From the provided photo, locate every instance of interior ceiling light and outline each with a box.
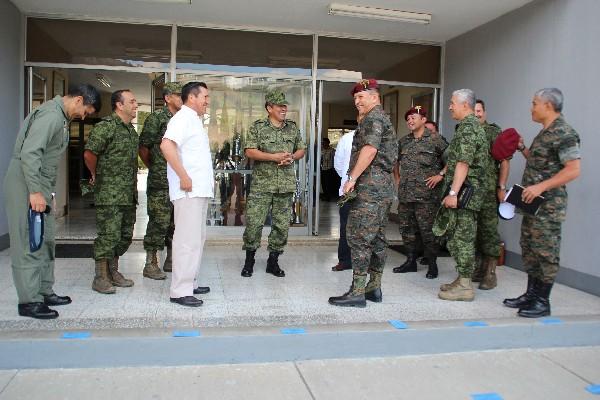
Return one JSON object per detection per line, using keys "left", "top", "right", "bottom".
{"left": 95, "top": 73, "right": 112, "bottom": 88}
{"left": 328, "top": 3, "right": 431, "bottom": 24}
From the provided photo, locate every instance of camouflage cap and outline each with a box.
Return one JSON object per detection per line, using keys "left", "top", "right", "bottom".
{"left": 163, "top": 82, "right": 183, "bottom": 96}
{"left": 265, "top": 89, "right": 289, "bottom": 105}
{"left": 432, "top": 206, "right": 456, "bottom": 237}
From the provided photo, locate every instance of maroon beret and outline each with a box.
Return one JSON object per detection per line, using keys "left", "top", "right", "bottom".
{"left": 492, "top": 128, "right": 520, "bottom": 161}
{"left": 404, "top": 106, "right": 428, "bottom": 121}
{"left": 351, "top": 78, "right": 379, "bottom": 96}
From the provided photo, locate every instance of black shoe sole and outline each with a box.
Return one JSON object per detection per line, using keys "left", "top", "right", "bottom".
{"left": 266, "top": 270, "right": 285, "bottom": 277}
{"left": 169, "top": 299, "right": 203, "bottom": 307}
{"left": 328, "top": 300, "right": 367, "bottom": 308}
{"left": 241, "top": 270, "right": 253, "bottom": 277}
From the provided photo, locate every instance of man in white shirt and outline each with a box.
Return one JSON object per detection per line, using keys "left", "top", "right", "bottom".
{"left": 160, "top": 82, "right": 214, "bottom": 307}
{"left": 331, "top": 130, "right": 355, "bottom": 271}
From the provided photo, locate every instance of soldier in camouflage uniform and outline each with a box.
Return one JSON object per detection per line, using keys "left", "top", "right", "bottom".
{"left": 393, "top": 107, "right": 447, "bottom": 279}
{"left": 329, "top": 79, "right": 398, "bottom": 308}
{"left": 503, "top": 88, "right": 581, "bottom": 318}
{"left": 139, "top": 82, "right": 183, "bottom": 280}
{"left": 471, "top": 99, "right": 507, "bottom": 290}
{"left": 84, "top": 89, "right": 139, "bottom": 294}
{"left": 4, "top": 85, "right": 101, "bottom": 319}
{"left": 437, "top": 89, "right": 490, "bottom": 302}
{"left": 240, "top": 89, "right": 306, "bottom": 278}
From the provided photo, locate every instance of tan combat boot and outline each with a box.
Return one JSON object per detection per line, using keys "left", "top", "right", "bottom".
{"left": 479, "top": 257, "right": 498, "bottom": 290}
{"left": 438, "top": 277, "right": 475, "bottom": 301}
{"left": 143, "top": 251, "right": 166, "bottom": 280}
{"left": 471, "top": 256, "right": 485, "bottom": 283}
{"left": 440, "top": 276, "right": 461, "bottom": 291}
{"left": 92, "top": 259, "right": 116, "bottom": 294}
{"left": 109, "top": 256, "right": 134, "bottom": 287}
{"left": 162, "top": 246, "right": 172, "bottom": 272}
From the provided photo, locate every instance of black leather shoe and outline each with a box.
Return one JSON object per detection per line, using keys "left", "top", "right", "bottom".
{"left": 266, "top": 252, "right": 285, "bottom": 277}
{"left": 331, "top": 263, "right": 352, "bottom": 271}
{"left": 43, "top": 294, "right": 72, "bottom": 306}
{"left": 170, "top": 296, "right": 203, "bottom": 307}
{"left": 504, "top": 275, "right": 537, "bottom": 308}
{"left": 241, "top": 250, "right": 256, "bottom": 277}
{"left": 328, "top": 292, "right": 366, "bottom": 308}
{"left": 193, "top": 286, "right": 210, "bottom": 295}
{"left": 393, "top": 253, "right": 418, "bottom": 273}
{"left": 365, "top": 288, "right": 382, "bottom": 303}
{"left": 425, "top": 260, "right": 438, "bottom": 279}
{"left": 419, "top": 257, "right": 429, "bottom": 265}
{"left": 18, "top": 302, "right": 59, "bottom": 319}
{"left": 518, "top": 282, "right": 553, "bottom": 318}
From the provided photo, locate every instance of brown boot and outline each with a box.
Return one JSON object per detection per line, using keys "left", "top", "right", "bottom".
{"left": 92, "top": 259, "right": 116, "bottom": 294}
{"left": 440, "top": 276, "right": 460, "bottom": 291}
{"left": 471, "top": 256, "right": 485, "bottom": 283}
{"left": 162, "top": 246, "right": 172, "bottom": 272}
{"left": 479, "top": 257, "right": 498, "bottom": 290}
{"left": 109, "top": 256, "right": 134, "bottom": 287}
{"left": 438, "top": 277, "right": 474, "bottom": 301}
{"left": 143, "top": 251, "right": 166, "bottom": 280}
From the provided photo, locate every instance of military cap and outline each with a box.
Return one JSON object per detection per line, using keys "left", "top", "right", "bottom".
{"left": 492, "top": 128, "right": 520, "bottom": 161}
{"left": 163, "top": 82, "right": 183, "bottom": 96}
{"left": 265, "top": 89, "right": 289, "bottom": 105}
{"left": 351, "top": 78, "right": 379, "bottom": 96}
{"left": 432, "top": 206, "right": 456, "bottom": 237}
{"left": 404, "top": 106, "right": 428, "bottom": 121}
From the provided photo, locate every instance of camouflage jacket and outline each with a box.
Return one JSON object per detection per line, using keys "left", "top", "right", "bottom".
{"left": 139, "top": 107, "right": 173, "bottom": 190}
{"left": 397, "top": 128, "right": 447, "bottom": 203}
{"left": 85, "top": 113, "right": 139, "bottom": 206}
{"left": 245, "top": 118, "right": 306, "bottom": 194}
{"left": 350, "top": 105, "right": 398, "bottom": 199}
{"left": 521, "top": 115, "right": 581, "bottom": 222}
{"left": 444, "top": 113, "right": 490, "bottom": 211}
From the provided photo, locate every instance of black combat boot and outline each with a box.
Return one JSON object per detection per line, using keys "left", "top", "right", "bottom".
{"left": 393, "top": 253, "right": 417, "bottom": 273}
{"left": 425, "top": 257, "right": 438, "bottom": 279}
{"left": 329, "top": 286, "right": 367, "bottom": 308}
{"left": 266, "top": 252, "right": 285, "bottom": 277}
{"left": 518, "top": 281, "right": 553, "bottom": 318}
{"left": 241, "top": 250, "right": 256, "bottom": 277}
{"left": 503, "top": 275, "right": 537, "bottom": 309}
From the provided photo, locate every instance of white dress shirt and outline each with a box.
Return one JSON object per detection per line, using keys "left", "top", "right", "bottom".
{"left": 334, "top": 130, "right": 355, "bottom": 196}
{"left": 164, "top": 105, "right": 214, "bottom": 201}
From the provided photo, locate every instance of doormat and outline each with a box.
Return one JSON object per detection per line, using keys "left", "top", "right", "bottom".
{"left": 56, "top": 243, "right": 94, "bottom": 258}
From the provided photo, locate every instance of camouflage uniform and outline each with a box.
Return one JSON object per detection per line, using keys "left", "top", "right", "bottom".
{"left": 520, "top": 116, "right": 581, "bottom": 283}
{"left": 443, "top": 113, "right": 490, "bottom": 277}
{"left": 347, "top": 105, "right": 398, "bottom": 293}
{"left": 85, "top": 113, "right": 139, "bottom": 261}
{"left": 139, "top": 106, "right": 174, "bottom": 252}
{"left": 242, "top": 118, "right": 306, "bottom": 253}
{"left": 397, "top": 129, "right": 447, "bottom": 258}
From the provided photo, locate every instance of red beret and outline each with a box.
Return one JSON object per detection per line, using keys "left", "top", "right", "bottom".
{"left": 351, "top": 78, "right": 379, "bottom": 96}
{"left": 404, "top": 106, "right": 427, "bottom": 121}
{"left": 492, "top": 128, "right": 520, "bottom": 161}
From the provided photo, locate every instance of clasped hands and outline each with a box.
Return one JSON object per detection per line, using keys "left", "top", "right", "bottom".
{"left": 274, "top": 152, "right": 294, "bottom": 166}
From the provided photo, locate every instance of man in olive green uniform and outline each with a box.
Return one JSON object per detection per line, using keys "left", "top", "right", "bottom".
{"left": 472, "top": 99, "right": 508, "bottom": 290}
{"left": 139, "top": 82, "right": 183, "bottom": 280}
{"left": 504, "top": 88, "right": 581, "bottom": 318}
{"left": 393, "top": 106, "right": 447, "bottom": 279}
{"left": 240, "top": 90, "right": 306, "bottom": 278}
{"left": 437, "top": 89, "right": 490, "bottom": 302}
{"left": 329, "top": 79, "right": 398, "bottom": 308}
{"left": 4, "top": 84, "right": 101, "bottom": 319}
{"left": 84, "top": 89, "right": 139, "bottom": 294}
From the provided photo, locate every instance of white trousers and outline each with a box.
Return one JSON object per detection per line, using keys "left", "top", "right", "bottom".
{"left": 170, "top": 196, "right": 208, "bottom": 298}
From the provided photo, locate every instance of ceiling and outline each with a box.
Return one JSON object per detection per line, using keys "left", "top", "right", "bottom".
{"left": 12, "top": 0, "right": 534, "bottom": 43}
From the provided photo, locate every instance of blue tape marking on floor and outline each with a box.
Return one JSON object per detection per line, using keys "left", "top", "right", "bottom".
{"left": 388, "top": 320, "right": 409, "bottom": 330}
{"left": 172, "top": 330, "right": 201, "bottom": 337}
{"left": 586, "top": 384, "right": 600, "bottom": 394}
{"left": 61, "top": 332, "right": 91, "bottom": 339}
{"left": 540, "top": 318, "right": 563, "bottom": 325}
{"left": 464, "top": 321, "right": 489, "bottom": 327}
{"left": 281, "top": 328, "right": 306, "bottom": 335}
{"left": 471, "top": 392, "right": 503, "bottom": 400}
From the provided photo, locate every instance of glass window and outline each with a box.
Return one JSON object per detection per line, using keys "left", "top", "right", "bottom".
{"left": 176, "top": 28, "right": 313, "bottom": 76}
{"left": 27, "top": 18, "right": 172, "bottom": 69}
{"left": 317, "top": 37, "right": 441, "bottom": 84}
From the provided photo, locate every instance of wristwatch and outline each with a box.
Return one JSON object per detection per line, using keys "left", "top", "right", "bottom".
{"left": 497, "top": 185, "right": 506, "bottom": 190}
{"left": 518, "top": 143, "right": 526, "bottom": 152}
{"left": 347, "top": 175, "right": 355, "bottom": 183}
{"left": 439, "top": 170, "right": 445, "bottom": 177}
{"left": 448, "top": 190, "right": 458, "bottom": 196}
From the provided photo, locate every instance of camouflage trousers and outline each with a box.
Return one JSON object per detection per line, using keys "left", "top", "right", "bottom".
{"left": 143, "top": 188, "right": 174, "bottom": 251}
{"left": 347, "top": 196, "right": 392, "bottom": 293}
{"left": 446, "top": 208, "right": 477, "bottom": 278}
{"left": 476, "top": 195, "right": 501, "bottom": 258}
{"left": 520, "top": 214, "right": 562, "bottom": 283}
{"left": 94, "top": 205, "right": 136, "bottom": 260}
{"left": 398, "top": 201, "right": 439, "bottom": 257}
{"left": 242, "top": 191, "right": 292, "bottom": 254}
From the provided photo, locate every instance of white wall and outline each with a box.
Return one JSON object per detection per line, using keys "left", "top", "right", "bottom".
{"left": 443, "top": 0, "right": 600, "bottom": 286}
{"left": 0, "top": 0, "right": 22, "bottom": 248}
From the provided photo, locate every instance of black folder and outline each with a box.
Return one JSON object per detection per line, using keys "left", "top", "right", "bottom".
{"left": 505, "top": 184, "right": 545, "bottom": 216}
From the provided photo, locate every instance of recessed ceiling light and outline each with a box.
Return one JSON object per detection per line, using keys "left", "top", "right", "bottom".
{"left": 328, "top": 3, "right": 431, "bottom": 24}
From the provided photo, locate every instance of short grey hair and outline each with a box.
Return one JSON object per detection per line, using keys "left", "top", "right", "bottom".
{"left": 452, "top": 89, "right": 476, "bottom": 109}
{"left": 534, "top": 88, "right": 563, "bottom": 112}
